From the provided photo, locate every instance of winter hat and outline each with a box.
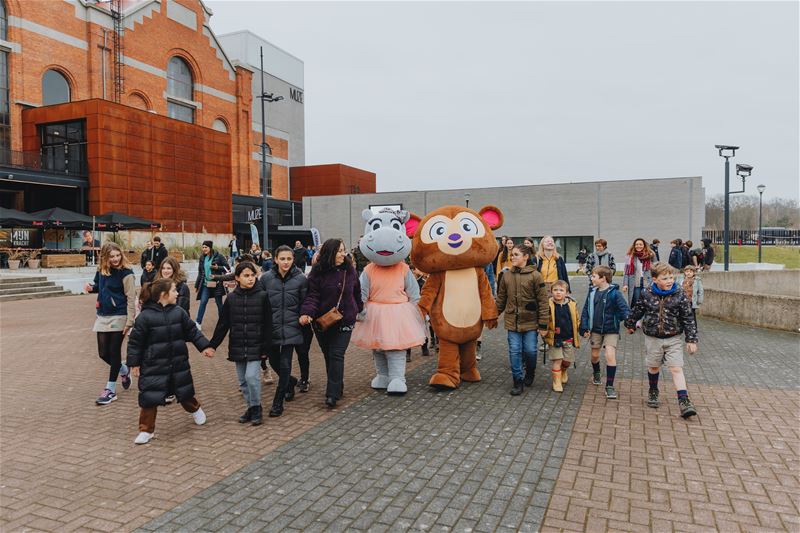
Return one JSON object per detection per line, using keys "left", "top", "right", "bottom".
{"left": 202, "top": 240, "right": 214, "bottom": 248}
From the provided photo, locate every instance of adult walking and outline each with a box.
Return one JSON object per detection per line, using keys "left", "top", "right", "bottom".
{"left": 622, "top": 237, "right": 655, "bottom": 307}
{"left": 194, "top": 240, "right": 227, "bottom": 329}
{"left": 293, "top": 240, "right": 308, "bottom": 272}
{"left": 228, "top": 237, "right": 239, "bottom": 268}
{"left": 84, "top": 242, "right": 137, "bottom": 405}
{"left": 261, "top": 245, "right": 309, "bottom": 417}
{"left": 584, "top": 239, "right": 616, "bottom": 279}
{"left": 299, "top": 239, "right": 363, "bottom": 408}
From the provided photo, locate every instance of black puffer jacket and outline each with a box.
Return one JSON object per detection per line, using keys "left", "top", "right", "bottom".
{"left": 261, "top": 265, "right": 308, "bottom": 346}
{"left": 209, "top": 286, "right": 272, "bottom": 362}
{"left": 126, "top": 302, "right": 210, "bottom": 408}
{"left": 176, "top": 281, "right": 190, "bottom": 313}
{"left": 624, "top": 284, "right": 698, "bottom": 342}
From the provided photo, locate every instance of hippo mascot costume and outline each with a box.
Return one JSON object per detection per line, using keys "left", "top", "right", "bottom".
{"left": 408, "top": 205, "right": 503, "bottom": 390}
{"left": 351, "top": 207, "right": 427, "bottom": 394}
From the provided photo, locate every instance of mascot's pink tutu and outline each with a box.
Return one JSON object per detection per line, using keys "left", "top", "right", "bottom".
{"left": 352, "top": 262, "right": 426, "bottom": 351}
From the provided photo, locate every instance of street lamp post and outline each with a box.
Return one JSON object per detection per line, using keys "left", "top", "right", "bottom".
{"left": 757, "top": 184, "right": 766, "bottom": 263}
{"left": 258, "top": 46, "right": 283, "bottom": 252}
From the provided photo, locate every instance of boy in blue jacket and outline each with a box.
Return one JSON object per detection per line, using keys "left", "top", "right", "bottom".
{"left": 579, "top": 265, "right": 630, "bottom": 400}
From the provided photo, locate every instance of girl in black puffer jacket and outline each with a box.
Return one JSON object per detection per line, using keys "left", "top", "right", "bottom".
{"left": 126, "top": 279, "right": 214, "bottom": 445}
{"left": 208, "top": 262, "right": 273, "bottom": 426}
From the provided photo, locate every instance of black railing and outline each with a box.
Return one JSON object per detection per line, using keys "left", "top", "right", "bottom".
{"left": 0, "top": 148, "right": 88, "bottom": 177}
{"left": 702, "top": 229, "right": 800, "bottom": 246}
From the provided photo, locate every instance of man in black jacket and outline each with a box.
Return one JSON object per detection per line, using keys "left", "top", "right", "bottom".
{"left": 293, "top": 241, "right": 307, "bottom": 271}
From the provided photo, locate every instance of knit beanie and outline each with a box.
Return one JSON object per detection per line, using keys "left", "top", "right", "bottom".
{"left": 203, "top": 240, "right": 214, "bottom": 249}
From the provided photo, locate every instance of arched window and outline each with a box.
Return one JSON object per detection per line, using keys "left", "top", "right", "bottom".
{"left": 166, "top": 56, "right": 194, "bottom": 123}
{"left": 42, "top": 70, "right": 71, "bottom": 105}
{"left": 127, "top": 92, "right": 150, "bottom": 111}
{"left": 212, "top": 118, "right": 228, "bottom": 133}
{"left": 1, "top": 0, "right": 7, "bottom": 41}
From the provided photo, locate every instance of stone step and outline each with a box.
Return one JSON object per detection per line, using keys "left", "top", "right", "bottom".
{"left": 0, "top": 280, "right": 57, "bottom": 289}
{"left": 0, "top": 284, "right": 64, "bottom": 296}
{"left": 0, "top": 290, "right": 73, "bottom": 302}
{"left": 0, "top": 276, "right": 49, "bottom": 285}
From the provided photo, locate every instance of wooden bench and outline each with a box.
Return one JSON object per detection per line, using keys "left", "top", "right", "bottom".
{"left": 41, "top": 254, "right": 87, "bottom": 268}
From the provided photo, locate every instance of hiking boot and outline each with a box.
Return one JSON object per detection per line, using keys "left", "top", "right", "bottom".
{"left": 134, "top": 432, "right": 153, "bottom": 445}
{"left": 510, "top": 378, "right": 523, "bottom": 396}
{"left": 647, "top": 389, "right": 660, "bottom": 408}
{"left": 298, "top": 379, "right": 310, "bottom": 393}
{"left": 285, "top": 376, "right": 298, "bottom": 402}
{"left": 592, "top": 371, "right": 602, "bottom": 385}
{"left": 605, "top": 385, "right": 618, "bottom": 400}
{"left": 679, "top": 397, "right": 697, "bottom": 418}
{"left": 268, "top": 400, "right": 284, "bottom": 417}
{"left": 239, "top": 406, "right": 253, "bottom": 424}
{"left": 325, "top": 397, "right": 337, "bottom": 408}
{"left": 96, "top": 389, "right": 117, "bottom": 405}
{"left": 523, "top": 368, "right": 535, "bottom": 387}
{"left": 251, "top": 405, "right": 263, "bottom": 426}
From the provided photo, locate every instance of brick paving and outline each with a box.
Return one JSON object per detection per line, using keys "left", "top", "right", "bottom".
{"left": 1, "top": 277, "right": 799, "bottom": 532}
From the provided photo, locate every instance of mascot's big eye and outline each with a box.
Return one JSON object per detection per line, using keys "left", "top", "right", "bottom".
{"left": 460, "top": 218, "right": 479, "bottom": 235}
{"left": 371, "top": 221, "right": 382, "bottom": 231}
{"left": 392, "top": 221, "right": 401, "bottom": 231}
{"left": 428, "top": 221, "right": 447, "bottom": 240}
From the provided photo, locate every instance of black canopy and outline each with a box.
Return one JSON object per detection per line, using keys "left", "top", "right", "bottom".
{"left": 29, "top": 207, "right": 94, "bottom": 229}
{"left": 95, "top": 211, "right": 161, "bottom": 231}
{"left": 0, "top": 207, "right": 37, "bottom": 227}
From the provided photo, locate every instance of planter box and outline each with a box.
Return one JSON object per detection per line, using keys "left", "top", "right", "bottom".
{"left": 41, "top": 254, "right": 87, "bottom": 268}
{"left": 169, "top": 250, "right": 185, "bottom": 262}
{"left": 27, "top": 259, "right": 41, "bottom": 269}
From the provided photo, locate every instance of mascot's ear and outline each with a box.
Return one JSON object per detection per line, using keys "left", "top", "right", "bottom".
{"left": 397, "top": 210, "right": 410, "bottom": 224}
{"left": 479, "top": 205, "right": 504, "bottom": 230}
{"left": 362, "top": 209, "right": 374, "bottom": 222}
{"left": 405, "top": 213, "right": 422, "bottom": 238}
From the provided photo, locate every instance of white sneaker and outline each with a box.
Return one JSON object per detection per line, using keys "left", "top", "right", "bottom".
{"left": 134, "top": 432, "right": 153, "bottom": 444}
{"left": 191, "top": 407, "right": 207, "bottom": 425}
{"left": 195, "top": 321, "right": 202, "bottom": 331}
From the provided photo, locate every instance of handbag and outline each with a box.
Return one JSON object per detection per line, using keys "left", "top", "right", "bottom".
{"left": 314, "top": 271, "right": 347, "bottom": 332}
{"left": 206, "top": 280, "right": 217, "bottom": 289}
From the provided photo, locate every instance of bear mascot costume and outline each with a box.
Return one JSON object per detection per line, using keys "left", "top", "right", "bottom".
{"left": 407, "top": 205, "right": 503, "bottom": 389}
{"left": 351, "top": 207, "right": 427, "bottom": 394}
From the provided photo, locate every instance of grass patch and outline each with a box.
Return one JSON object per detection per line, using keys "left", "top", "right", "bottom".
{"left": 728, "top": 246, "right": 800, "bottom": 268}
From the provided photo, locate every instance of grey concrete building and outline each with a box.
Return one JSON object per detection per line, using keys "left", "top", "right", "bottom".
{"left": 301, "top": 176, "right": 705, "bottom": 264}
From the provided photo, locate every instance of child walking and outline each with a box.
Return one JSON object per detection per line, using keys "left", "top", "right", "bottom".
{"left": 208, "top": 262, "right": 273, "bottom": 425}
{"left": 496, "top": 244, "right": 550, "bottom": 395}
{"left": 678, "top": 265, "right": 704, "bottom": 322}
{"left": 544, "top": 280, "right": 580, "bottom": 392}
{"left": 579, "top": 266, "right": 630, "bottom": 399}
{"left": 85, "top": 242, "right": 137, "bottom": 405}
{"left": 126, "top": 279, "right": 214, "bottom": 444}
{"left": 624, "top": 262, "right": 699, "bottom": 418}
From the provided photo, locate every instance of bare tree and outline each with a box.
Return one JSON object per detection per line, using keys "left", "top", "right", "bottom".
{"left": 705, "top": 195, "right": 799, "bottom": 230}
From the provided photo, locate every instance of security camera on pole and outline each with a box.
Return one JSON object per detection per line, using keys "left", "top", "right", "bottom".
{"left": 714, "top": 145, "right": 753, "bottom": 271}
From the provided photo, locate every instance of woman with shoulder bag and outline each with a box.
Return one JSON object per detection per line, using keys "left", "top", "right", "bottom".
{"left": 299, "top": 239, "right": 363, "bottom": 408}
{"left": 194, "top": 240, "right": 228, "bottom": 329}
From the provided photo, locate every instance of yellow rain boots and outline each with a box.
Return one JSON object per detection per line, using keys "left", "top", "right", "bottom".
{"left": 552, "top": 369, "right": 563, "bottom": 392}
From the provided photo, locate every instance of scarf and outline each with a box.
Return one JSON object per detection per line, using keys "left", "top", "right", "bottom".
{"left": 651, "top": 282, "right": 679, "bottom": 296}
{"left": 625, "top": 250, "right": 651, "bottom": 276}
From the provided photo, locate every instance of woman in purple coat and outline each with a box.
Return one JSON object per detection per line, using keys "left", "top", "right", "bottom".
{"left": 300, "top": 239, "right": 363, "bottom": 408}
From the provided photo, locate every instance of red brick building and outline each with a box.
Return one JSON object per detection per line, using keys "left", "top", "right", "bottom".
{"left": 0, "top": 0, "right": 375, "bottom": 245}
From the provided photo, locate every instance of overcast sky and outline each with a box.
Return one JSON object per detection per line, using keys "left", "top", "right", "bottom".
{"left": 207, "top": 1, "right": 799, "bottom": 202}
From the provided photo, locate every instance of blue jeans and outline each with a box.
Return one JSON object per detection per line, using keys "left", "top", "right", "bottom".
{"left": 631, "top": 286, "right": 643, "bottom": 309}
{"left": 484, "top": 264, "right": 496, "bottom": 297}
{"left": 507, "top": 330, "right": 538, "bottom": 381}
{"left": 235, "top": 360, "right": 262, "bottom": 407}
{"left": 195, "top": 285, "right": 223, "bottom": 325}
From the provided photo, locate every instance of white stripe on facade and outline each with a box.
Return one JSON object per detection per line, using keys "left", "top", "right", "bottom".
{"left": 252, "top": 152, "right": 290, "bottom": 167}
{"left": 251, "top": 123, "right": 290, "bottom": 141}
{"left": 198, "top": 84, "right": 236, "bottom": 103}
{"left": 8, "top": 16, "right": 88, "bottom": 50}
{"left": 0, "top": 38, "right": 21, "bottom": 53}
{"left": 166, "top": 0, "right": 197, "bottom": 30}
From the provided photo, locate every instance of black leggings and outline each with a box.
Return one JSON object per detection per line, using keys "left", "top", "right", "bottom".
{"left": 97, "top": 331, "right": 124, "bottom": 382}
{"left": 268, "top": 345, "right": 294, "bottom": 402}
{"left": 294, "top": 326, "right": 313, "bottom": 381}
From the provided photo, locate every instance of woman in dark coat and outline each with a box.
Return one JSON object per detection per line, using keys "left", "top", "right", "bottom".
{"left": 194, "top": 240, "right": 228, "bottom": 328}
{"left": 261, "top": 245, "right": 309, "bottom": 416}
{"left": 299, "top": 238, "right": 363, "bottom": 408}
{"left": 126, "top": 279, "right": 213, "bottom": 445}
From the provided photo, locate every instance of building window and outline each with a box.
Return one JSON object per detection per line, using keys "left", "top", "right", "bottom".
{"left": 167, "top": 56, "right": 194, "bottom": 123}
{"left": 39, "top": 120, "right": 87, "bottom": 176}
{"left": 212, "top": 118, "right": 228, "bottom": 133}
{"left": 42, "top": 70, "right": 71, "bottom": 105}
{"left": 1, "top": 0, "right": 7, "bottom": 41}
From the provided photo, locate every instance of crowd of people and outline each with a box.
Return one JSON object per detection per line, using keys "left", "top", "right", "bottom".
{"left": 86, "top": 229, "right": 706, "bottom": 445}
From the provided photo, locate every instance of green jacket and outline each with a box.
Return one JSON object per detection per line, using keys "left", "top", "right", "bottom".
{"left": 496, "top": 265, "right": 550, "bottom": 332}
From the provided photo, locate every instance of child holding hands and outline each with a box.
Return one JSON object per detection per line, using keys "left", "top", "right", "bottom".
{"left": 126, "top": 279, "right": 214, "bottom": 445}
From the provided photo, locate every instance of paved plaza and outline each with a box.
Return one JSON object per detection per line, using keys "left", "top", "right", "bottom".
{"left": 1, "top": 277, "right": 799, "bottom": 532}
